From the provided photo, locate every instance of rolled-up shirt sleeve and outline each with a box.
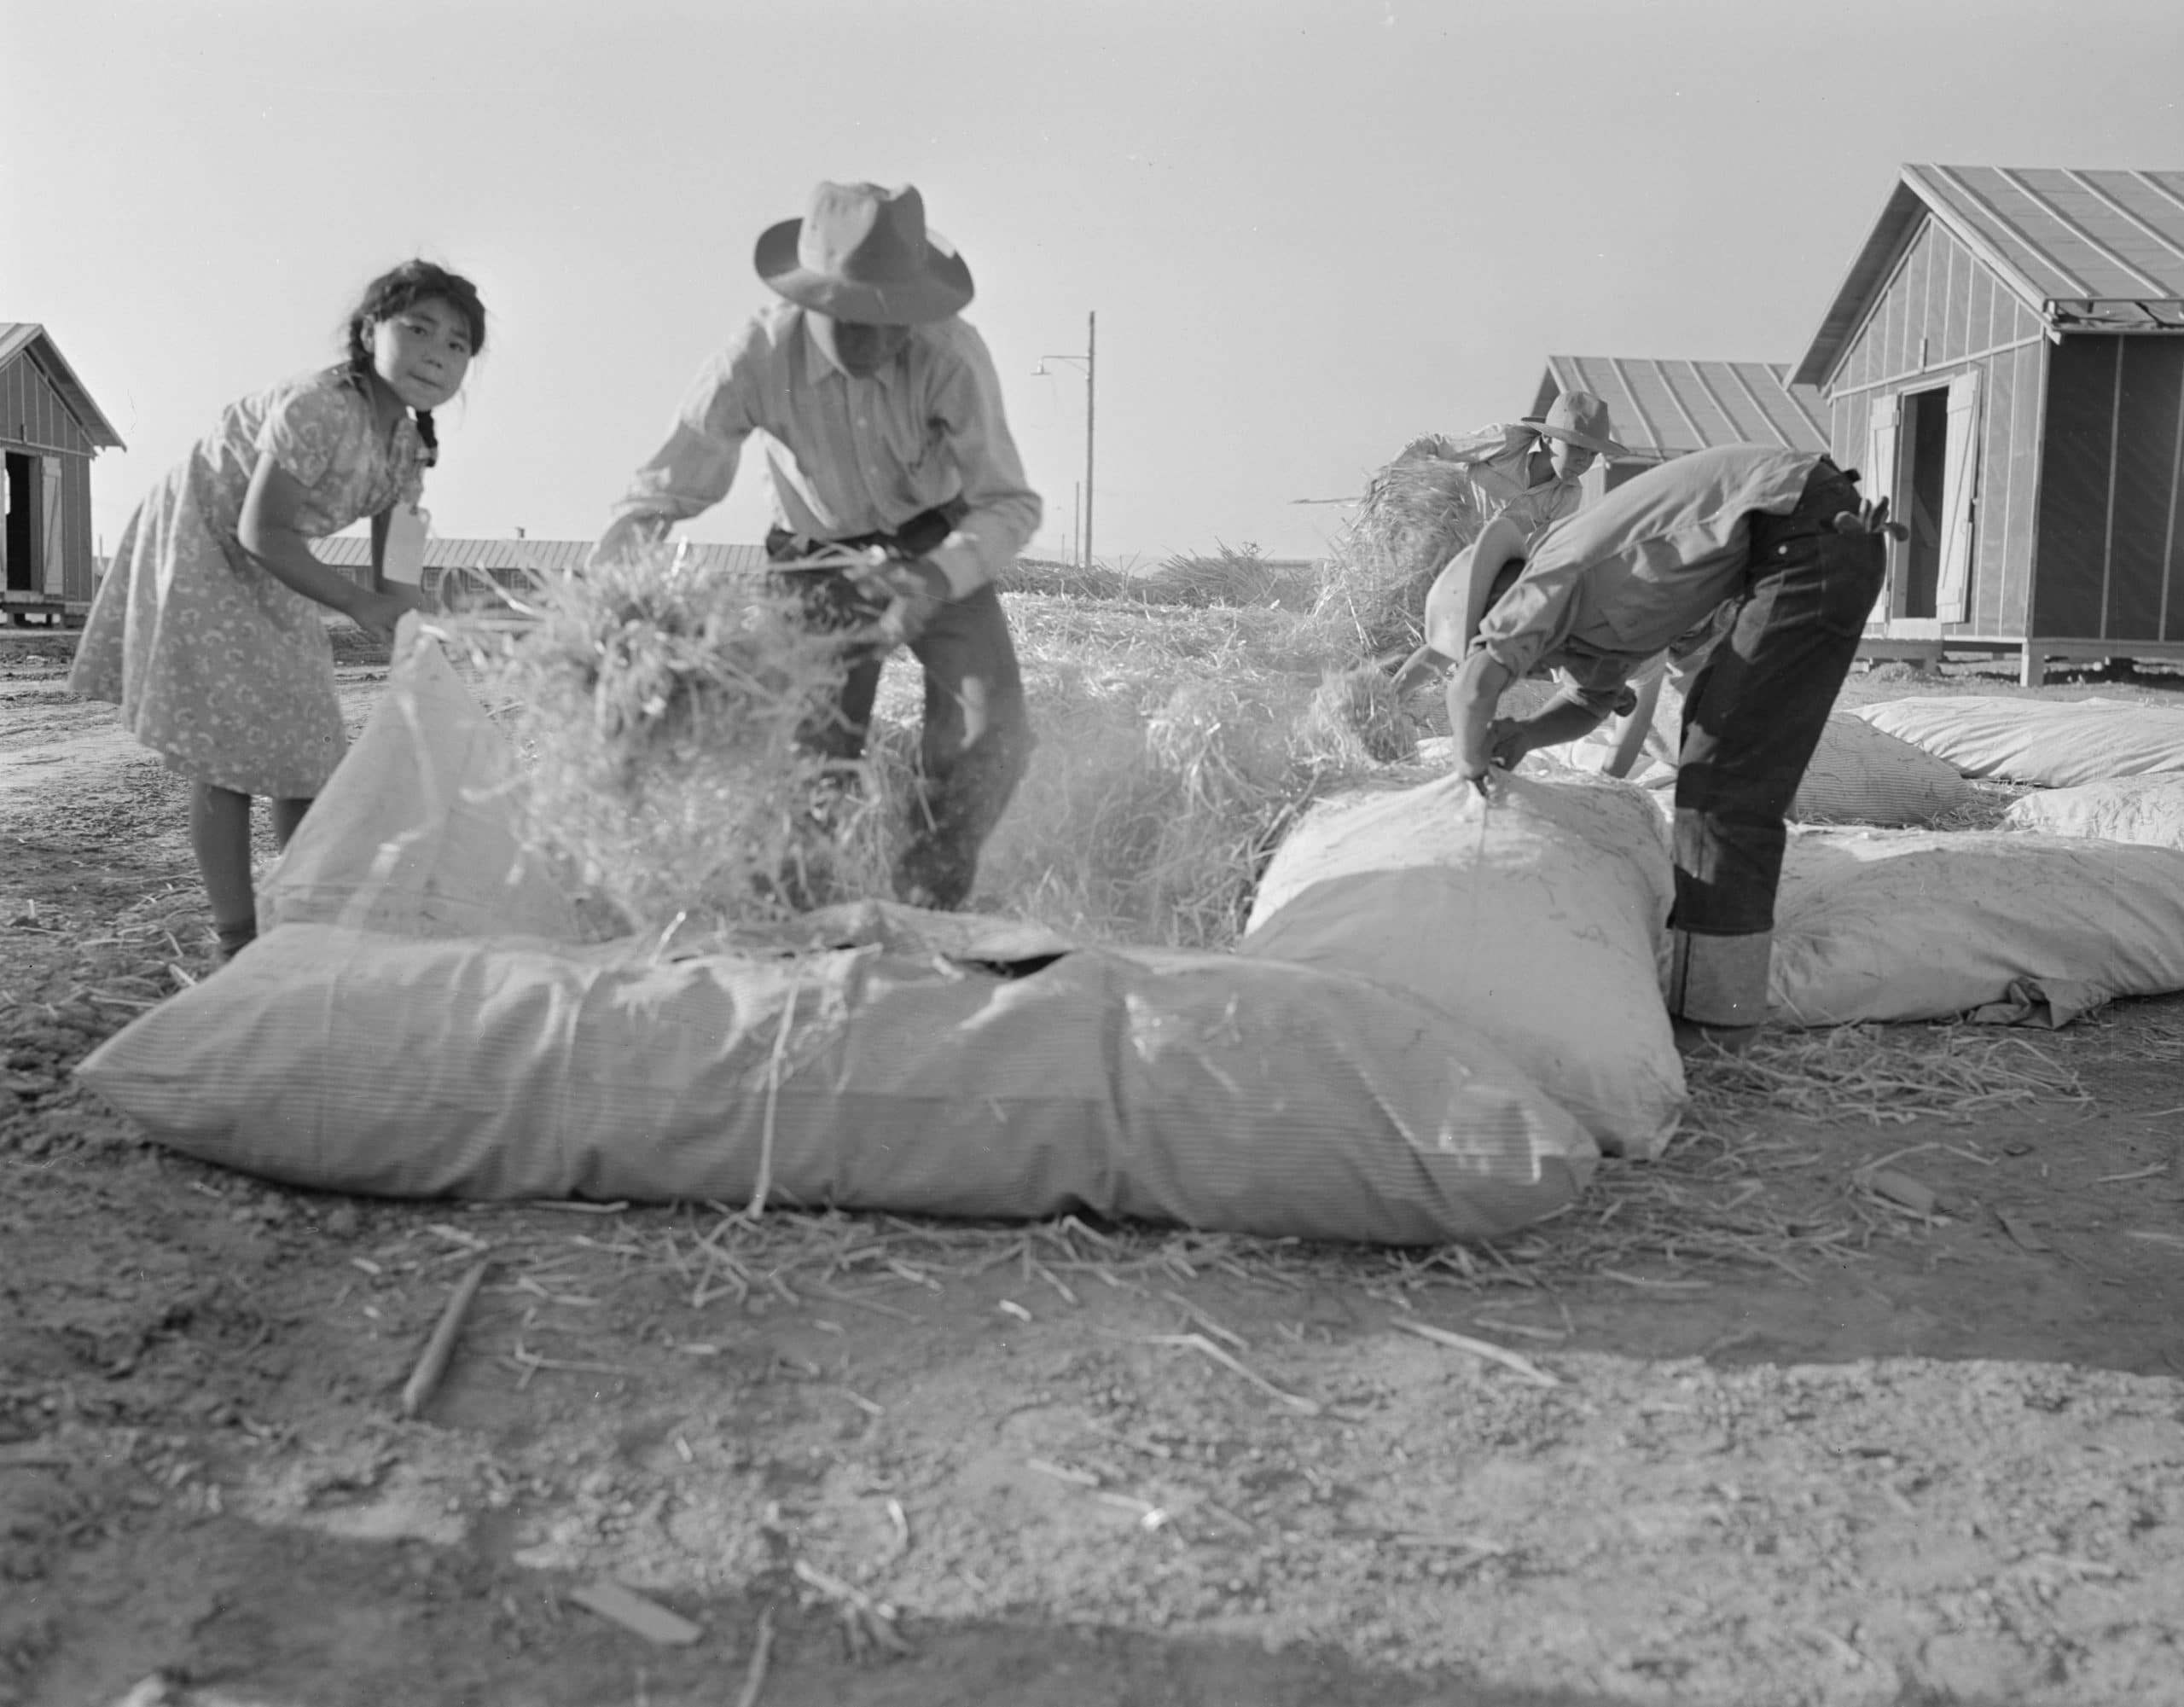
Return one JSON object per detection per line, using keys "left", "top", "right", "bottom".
{"left": 1469, "top": 555, "right": 1589, "bottom": 681}
{"left": 1554, "top": 658, "right": 1642, "bottom": 717}
{"left": 612, "top": 338, "right": 761, "bottom": 527}
{"left": 922, "top": 325, "right": 1043, "bottom": 598}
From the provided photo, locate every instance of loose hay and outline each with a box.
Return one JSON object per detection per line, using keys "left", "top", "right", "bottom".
{"left": 1927, "top": 777, "right": 2036, "bottom": 833}
{"left": 853, "top": 597, "right": 1389, "bottom": 947}
{"left": 1311, "top": 454, "right": 1484, "bottom": 658}
{"left": 435, "top": 549, "right": 875, "bottom": 934}
{"left": 1143, "top": 542, "right": 1321, "bottom": 612}
{"left": 1304, "top": 666, "right": 1419, "bottom": 764}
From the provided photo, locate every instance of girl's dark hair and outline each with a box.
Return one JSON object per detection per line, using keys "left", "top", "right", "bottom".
{"left": 342, "top": 259, "right": 487, "bottom": 467}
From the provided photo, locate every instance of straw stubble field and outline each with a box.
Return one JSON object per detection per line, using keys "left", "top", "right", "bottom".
{"left": 3, "top": 594, "right": 2182, "bottom": 1707}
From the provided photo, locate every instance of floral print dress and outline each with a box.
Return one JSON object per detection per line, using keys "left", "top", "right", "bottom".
{"left": 70, "top": 367, "right": 426, "bottom": 798}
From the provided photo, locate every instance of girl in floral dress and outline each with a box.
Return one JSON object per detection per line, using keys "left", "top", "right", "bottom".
{"left": 71, "top": 260, "right": 487, "bottom": 959}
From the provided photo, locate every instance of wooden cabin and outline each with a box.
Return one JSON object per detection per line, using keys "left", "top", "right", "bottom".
{"left": 1, "top": 323, "right": 125, "bottom": 624}
{"left": 1529, "top": 357, "right": 1829, "bottom": 502}
{"left": 1792, "top": 165, "right": 2184, "bottom": 685}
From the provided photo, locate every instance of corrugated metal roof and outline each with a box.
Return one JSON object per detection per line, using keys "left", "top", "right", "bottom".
{"left": 1531, "top": 357, "right": 1829, "bottom": 458}
{"left": 1795, "top": 165, "right": 2184, "bottom": 386}
{"left": 0, "top": 322, "right": 126, "bottom": 450}
{"left": 315, "top": 537, "right": 771, "bottom": 576}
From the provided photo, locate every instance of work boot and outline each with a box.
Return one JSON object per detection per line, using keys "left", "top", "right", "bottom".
{"left": 1666, "top": 927, "right": 1770, "bottom": 1052}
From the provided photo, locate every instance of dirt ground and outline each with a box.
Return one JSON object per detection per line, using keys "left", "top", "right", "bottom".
{"left": 3, "top": 630, "right": 2181, "bottom": 1707}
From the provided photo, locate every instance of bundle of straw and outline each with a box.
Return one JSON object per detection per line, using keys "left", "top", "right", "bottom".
{"left": 441, "top": 548, "right": 876, "bottom": 935}
{"left": 1143, "top": 543, "right": 1321, "bottom": 613}
{"left": 1301, "top": 665, "right": 1419, "bottom": 764}
{"left": 1312, "top": 452, "right": 1486, "bottom": 658}
{"left": 850, "top": 601, "right": 1383, "bottom": 948}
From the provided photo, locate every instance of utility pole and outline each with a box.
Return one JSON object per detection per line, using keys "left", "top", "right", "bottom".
{"left": 1036, "top": 312, "right": 1097, "bottom": 570}
{"left": 1083, "top": 311, "right": 1095, "bottom": 572}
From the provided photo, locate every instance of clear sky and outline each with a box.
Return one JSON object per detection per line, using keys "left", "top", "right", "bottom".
{"left": 5, "top": 0, "right": 2179, "bottom": 566}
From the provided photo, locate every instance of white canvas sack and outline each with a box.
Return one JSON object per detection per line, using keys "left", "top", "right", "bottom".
{"left": 1547, "top": 669, "right": 1972, "bottom": 826}
{"left": 1240, "top": 770, "right": 1682, "bottom": 1158}
{"left": 76, "top": 920, "right": 1597, "bottom": 1245}
{"left": 2001, "top": 775, "right": 2184, "bottom": 851}
{"left": 1854, "top": 695, "right": 2184, "bottom": 788}
{"left": 257, "top": 617, "right": 582, "bottom": 942}
{"left": 1770, "top": 827, "right": 2184, "bottom": 1025}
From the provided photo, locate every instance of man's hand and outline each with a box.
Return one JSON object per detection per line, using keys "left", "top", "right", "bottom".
{"left": 1485, "top": 717, "right": 1532, "bottom": 772}
{"left": 592, "top": 512, "right": 670, "bottom": 568}
{"left": 1831, "top": 496, "right": 1909, "bottom": 542}
{"left": 848, "top": 551, "right": 950, "bottom": 647}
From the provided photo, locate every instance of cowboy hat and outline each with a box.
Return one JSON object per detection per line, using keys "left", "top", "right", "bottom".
{"left": 1421, "top": 514, "right": 1531, "bottom": 662}
{"left": 755, "top": 182, "right": 974, "bottom": 324}
{"left": 1521, "top": 390, "right": 1629, "bottom": 459}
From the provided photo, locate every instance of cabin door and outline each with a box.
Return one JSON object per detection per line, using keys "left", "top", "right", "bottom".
{"left": 3, "top": 452, "right": 38, "bottom": 594}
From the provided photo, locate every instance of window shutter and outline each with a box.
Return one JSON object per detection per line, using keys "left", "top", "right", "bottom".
{"left": 41, "top": 459, "right": 67, "bottom": 595}
{"left": 1864, "top": 394, "right": 1901, "bottom": 627}
{"left": 1934, "top": 373, "right": 1980, "bottom": 624}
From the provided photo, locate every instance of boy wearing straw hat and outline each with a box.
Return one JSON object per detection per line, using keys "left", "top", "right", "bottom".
{"left": 596, "top": 181, "right": 1042, "bottom": 912}
{"left": 1397, "top": 390, "right": 1629, "bottom": 545}
{"left": 1397, "top": 444, "right": 1901, "bottom": 1055}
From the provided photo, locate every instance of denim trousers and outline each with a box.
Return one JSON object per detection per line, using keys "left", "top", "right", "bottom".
{"left": 767, "top": 507, "right": 1032, "bottom": 911}
{"left": 1668, "top": 461, "right": 1886, "bottom": 1026}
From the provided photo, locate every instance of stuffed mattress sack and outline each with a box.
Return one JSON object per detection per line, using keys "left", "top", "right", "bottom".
{"left": 1239, "top": 769, "right": 1683, "bottom": 1159}
{"left": 2001, "top": 775, "right": 2184, "bottom": 851}
{"left": 1544, "top": 669, "right": 1972, "bottom": 827}
{"left": 258, "top": 623, "right": 582, "bottom": 942}
{"left": 1853, "top": 695, "right": 2184, "bottom": 787}
{"left": 1769, "top": 826, "right": 2184, "bottom": 1026}
{"left": 81, "top": 620, "right": 1594, "bottom": 1243}
{"left": 74, "top": 919, "right": 1594, "bottom": 1244}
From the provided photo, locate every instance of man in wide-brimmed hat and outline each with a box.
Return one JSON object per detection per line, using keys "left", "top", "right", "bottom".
{"left": 1396, "top": 444, "right": 1902, "bottom": 1057}
{"left": 596, "top": 180, "right": 1043, "bottom": 912}
{"left": 1397, "top": 389, "right": 1629, "bottom": 545}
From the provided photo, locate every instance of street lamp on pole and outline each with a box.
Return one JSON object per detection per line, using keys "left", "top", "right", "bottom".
{"left": 1033, "top": 311, "right": 1095, "bottom": 569}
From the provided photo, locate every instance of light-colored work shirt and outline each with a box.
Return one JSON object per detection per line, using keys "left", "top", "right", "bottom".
{"left": 1407, "top": 422, "right": 1583, "bottom": 543}
{"left": 1472, "top": 445, "right": 1823, "bottom": 712}
{"left": 611, "top": 301, "right": 1042, "bottom": 598}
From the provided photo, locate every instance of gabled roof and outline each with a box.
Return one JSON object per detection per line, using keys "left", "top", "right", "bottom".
{"left": 1794, "top": 165, "right": 2184, "bottom": 386}
{"left": 0, "top": 322, "right": 126, "bottom": 450}
{"left": 315, "top": 537, "right": 770, "bottom": 576}
{"left": 1532, "top": 357, "right": 1828, "bottom": 459}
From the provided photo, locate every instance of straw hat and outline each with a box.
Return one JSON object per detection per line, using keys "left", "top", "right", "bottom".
{"left": 1522, "top": 390, "right": 1629, "bottom": 459}
{"left": 1421, "top": 515, "right": 1532, "bottom": 660}
{"left": 755, "top": 182, "right": 974, "bottom": 324}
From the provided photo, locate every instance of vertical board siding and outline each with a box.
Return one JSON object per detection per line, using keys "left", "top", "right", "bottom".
{"left": 61, "top": 456, "right": 96, "bottom": 602}
{"left": 2105, "top": 339, "right": 2184, "bottom": 641}
{"left": 2169, "top": 363, "right": 2184, "bottom": 642}
{"left": 2034, "top": 339, "right": 2121, "bottom": 637}
{"left": 1836, "top": 390, "right": 1871, "bottom": 478}
{"left": 1892, "top": 247, "right": 1918, "bottom": 375}
{"left": 1, "top": 355, "right": 95, "bottom": 457}
{"left": 2004, "top": 341, "right": 2044, "bottom": 635}
{"left": 1922, "top": 226, "right": 1951, "bottom": 367}
{"left": 1940, "top": 234, "right": 1964, "bottom": 365}
{"left": 1975, "top": 346, "right": 2018, "bottom": 633}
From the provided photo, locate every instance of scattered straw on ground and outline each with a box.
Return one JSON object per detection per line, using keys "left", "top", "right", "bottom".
{"left": 1683, "top": 1022, "right": 2088, "bottom": 1131}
